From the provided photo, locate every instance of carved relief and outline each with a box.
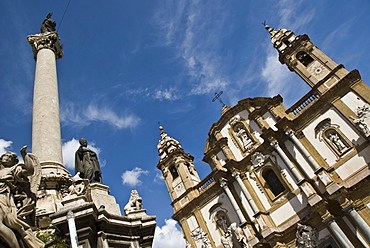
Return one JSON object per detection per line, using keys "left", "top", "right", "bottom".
{"left": 250, "top": 152, "right": 265, "bottom": 169}
{"left": 350, "top": 103, "right": 370, "bottom": 137}
{"left": 191, "top": 227, "right": 211, "bottom": 248}
{"left": 295, "top": 223, "right": 318, "bottom": 248}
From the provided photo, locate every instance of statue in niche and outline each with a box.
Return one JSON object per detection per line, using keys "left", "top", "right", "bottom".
{"left": 327, "top": 131, "right": 347, "bottom": 152}
{"left": 124, "top": 190, "right": 143, "bottom": 215}
{"left": 40, "top": 13, "right": 56, "bottom": 33}
{"left": 296, "top": 223, "right": 318, "bottom": 248}
{"left": 235, "top": 125, "right": 253, "bottom": 150}
{"left": 75, "top": 138, "right": 102, "bottom": 183}
{"left": 0, "top": 146, "right": 44, "bottom": 248}
{"left": 216, "top": 213, "right": 229, "bottom": 234}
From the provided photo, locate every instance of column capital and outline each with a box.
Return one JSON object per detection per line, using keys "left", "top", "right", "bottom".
{"left": 285, "top": 128, "right": 294, "bottom": 137}
{"left": 219, "top": 178, "right": 229, "bottom": 188}
{"left": 231, "top": 171, "right": 240, "bottom": 178}
{"left": 66, "top": 210, "right": 75, "bottom": 220}
{"left": 270, "top": 139, "right": 279, "bottom": 148}
{"left": 27, "top": 32, "right": 64, "bottom": 60}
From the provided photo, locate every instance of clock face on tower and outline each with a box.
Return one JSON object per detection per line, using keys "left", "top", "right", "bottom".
{"left": 308, "top": 61, "right": 328, "bottom": 80}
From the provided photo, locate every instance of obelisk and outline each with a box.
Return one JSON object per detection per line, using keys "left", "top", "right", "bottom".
{"left": 27, "top": 14, "right": 70, "bottom": 215}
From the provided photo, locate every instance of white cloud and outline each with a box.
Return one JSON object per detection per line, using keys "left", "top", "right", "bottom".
{"left": 0, "top": 139, "right": 13, "bottom": 155}
{"left": 261, "top": 48, "right": 292, "bottom": 97}
{"left": 61, "top": 103, "right": 140, "bottom": 129}
{"left": 153, "top": 1, "right": 230, "bottom": 96}
{"left": 62, "top": 138, "right": 103, "bottom": 171}
{"left": 153, "top": 219, "right": 186, "bottom": 248}
{"left": 153, "top": 88, "right": 180, "bottom": 101}
{"left": 154, "top": 172, "right": 164, "bottom": 184}
{"left": 121, "top": 167, "right": 149, "bottom": 187}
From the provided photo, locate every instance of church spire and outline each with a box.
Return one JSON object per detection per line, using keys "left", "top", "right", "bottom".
{"left": 265, "top": 25, "right": 349, "bottom": 91}
{"left": 156, "top": 126, "right": 200, "bottom": 202}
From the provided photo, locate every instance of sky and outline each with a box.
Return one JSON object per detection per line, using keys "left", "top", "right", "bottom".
{"left": 1, "top": 1, "right": 370, "bottom": 247}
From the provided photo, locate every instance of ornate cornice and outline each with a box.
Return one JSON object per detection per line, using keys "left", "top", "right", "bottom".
{"left": 27, "top": 31, "right": 64, "bottom": 60}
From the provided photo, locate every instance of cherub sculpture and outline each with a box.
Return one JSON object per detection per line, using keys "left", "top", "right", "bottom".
{"left": 0, "top": 146, "right": 43, "bottom": 248}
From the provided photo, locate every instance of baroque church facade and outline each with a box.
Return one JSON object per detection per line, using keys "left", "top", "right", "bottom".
{"left": 157, "top": 26, "right": 370, "bottom": 247}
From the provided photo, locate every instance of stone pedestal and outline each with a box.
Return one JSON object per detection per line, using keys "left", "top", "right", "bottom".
{"left": 90, "top": 183, "right": 121, "bottom": 215}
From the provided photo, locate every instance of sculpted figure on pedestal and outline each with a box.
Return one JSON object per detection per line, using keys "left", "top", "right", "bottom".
{"left": 75, "top": 138, "right": 102, "bottom": 184}
{"left": 0, "top": 146, "right": 44, "bottom": 248}
{"left": 40, "top": 13, "right": 56, "bottom": 33}
{"left": 124, "top": 190, "right": 143, "bottom": 215}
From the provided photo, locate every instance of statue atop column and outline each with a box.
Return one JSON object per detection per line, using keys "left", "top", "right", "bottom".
{"left": 75, "top": 138, "right": 103, "bottom": 183}
{"left": 40, "top": 12, "right": 56, "bottom": 33}
{"left": 0, "top": 146, "right": 44, "bottom": 248}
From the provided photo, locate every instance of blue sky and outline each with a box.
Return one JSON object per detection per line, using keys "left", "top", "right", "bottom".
{"left": 1, "top": 1, "right": 370, "bottom": 247}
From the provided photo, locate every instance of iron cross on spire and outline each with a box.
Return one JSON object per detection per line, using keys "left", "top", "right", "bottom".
{"left": 212, "top": 91, "right": 225, "bottom": 107}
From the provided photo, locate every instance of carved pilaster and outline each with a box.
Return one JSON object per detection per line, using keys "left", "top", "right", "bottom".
{"left": 27, "top": 32, "right": 64, "bottom": 60}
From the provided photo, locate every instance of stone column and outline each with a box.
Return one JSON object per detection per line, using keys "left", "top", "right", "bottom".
{"left": 231, "top": 172, "right": 258, "bottom": 215}
{"left": 270, "top": 140, "right": 304, "bottom": 182}
{"left": 27, "top": 32, "right": 64, "bottom": 165}
{"left": 67, "top": 211, "right": 79, "bottom": 248}
{"left": 285, "top": 129, "right": 321, "bottom": 171}
{"left": 220, "top": 179, "right": 246, "bottom": 224}
{"left": 344, "top": 206, "right": 370, "bottom": 242}
{"left": 324, "top": 217, "right": 354, "bottom": 248}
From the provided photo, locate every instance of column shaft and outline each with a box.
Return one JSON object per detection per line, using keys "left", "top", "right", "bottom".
{"left": 221, "top": 181, "right": 246, "bottom": 223}
{"left": 233, "top": 173, "right": 258, "bottom": 214}
{"left": 286, "top": 130, "right": 321, "bottom": 171}
{"left": 271, "top": 141, "right": 304, "bottom": 182}
{"left": 32, "top": 48, "right": 63, "bottom": 164}
{"left": 327, "top": 219, "right": 354, "bottom": 248}
{"left": 347, "top": 208, "right": 370, "bottom": 242}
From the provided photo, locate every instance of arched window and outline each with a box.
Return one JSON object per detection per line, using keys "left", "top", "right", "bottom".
{"left": 296, "top": 51, "right": 314, "bottom": 67}
{"left": 263, "top": 169, "right": 285, "bottom": 196}
{"left": 170, "top": 166, "right": 179, "bottom": 179}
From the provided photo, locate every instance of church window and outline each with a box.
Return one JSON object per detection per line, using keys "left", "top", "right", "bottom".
{"left": 263, "top": 169, "right": 285, "bottom": 196}
{"left": 296, "top": 51, "right": 314, "bottom": 67}
{"left": 170, "top": 166, "right": 179, "bottom": 179}
{"left": 282, "top": 38, "right": 290, "bottom": 46}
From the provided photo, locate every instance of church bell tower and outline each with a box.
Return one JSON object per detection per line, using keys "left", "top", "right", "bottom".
{"left": 265, "top": 25, "right": 350, "bottom": 92}
{"left": 157, "top": 126, "right": 201, "bottom": 203}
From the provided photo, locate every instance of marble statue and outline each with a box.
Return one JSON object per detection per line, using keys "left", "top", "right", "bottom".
{"left": 75, "top": 138, "right": 102, "bottom": 183}
{"left": 236, "top": 126, "right": 253, "bottom": 149}
{"left": 350, "top": 115, "right": 370, "bottom": 137}
{"left": 40, "top": 13, "right": 56, "bottom": 33}
{"left": 296, "top": 223, "right": 318, "bottom": 248}
{"left": 0, "top": 146, "right": 44, "bottom": 248}
{"left": 124, "top": 190, "right": 143, "bottom": 215}
{"left": 327, "top": 132, "right": 346, "bottom": 152}
{"left": 228, "top": 223, "right": 249, "bottom": 248}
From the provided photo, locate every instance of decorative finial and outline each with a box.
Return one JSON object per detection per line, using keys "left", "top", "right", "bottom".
{"left": 158, "top": 122, "right": 164, "bottom": 131}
